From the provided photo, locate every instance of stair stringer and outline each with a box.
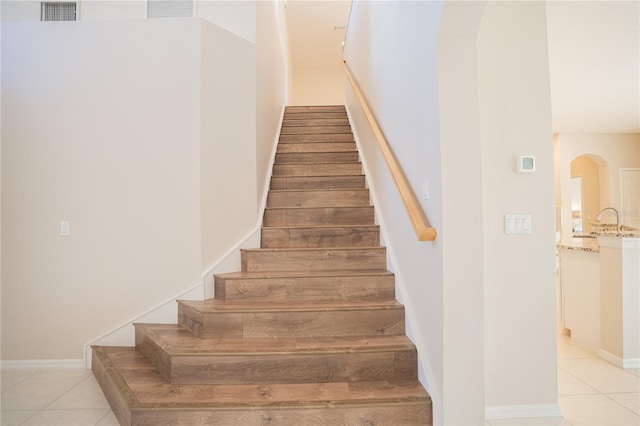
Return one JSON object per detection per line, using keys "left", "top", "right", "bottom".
{"left": 345, "top": 104, "right": 436, "bottom": 395}
{"left": 84, "top": 107, "right": 286, "bottom": 369}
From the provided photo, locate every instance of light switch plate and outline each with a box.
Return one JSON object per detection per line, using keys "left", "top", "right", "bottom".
{"left": 505, "top": 214, "right": 532, "bottom": 234}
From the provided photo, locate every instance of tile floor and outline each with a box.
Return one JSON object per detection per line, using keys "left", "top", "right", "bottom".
{"left": 1, "top": 336, "right": 638, "bottom": 425}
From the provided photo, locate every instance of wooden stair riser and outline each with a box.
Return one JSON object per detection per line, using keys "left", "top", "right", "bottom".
{"left": 279, "top": 133, "right": 354, "bottom": 143}
{"left": 264, "top": 207, "right": 375, "bottom": 227}
{"left": 178, "top": 303, "right": 405, "bottom": 339}
{"left": 285, "top": 106, "right": 345, "bottom": 113}
{"left": 272, "top": 163, "right": 362, "bottom": 177}
{"left": 93, "top": 346, "right": 431, "bottom": 426}
{"left": 280, "top": 125, "right": 352, "bottom": 135}
{"left": 266, "top": 189, "right": 370, "bottom": 208}
{"left": 261, "top": 226, "right": 380, "bottom": 248}
{"left": 283, "top": 111, "right": 347, "bottom": 119}
{"left": 277, "top": 142, "right": 357, "bottom": 153}
{"left": 136, "top": 335, "right": 417, "bottom": 386}
{"left": 214, "top": 273, "right": 395, "bottom": 303}
{"left": 275, "top": 152, "right": 359, "bottom": 164}
{"left": 282, "top": 118, "right": 349, "bottom": 126}
{"left": 131, "top": 403, "right": 432, "bottom": 426}
{"left": 270, "top": 175, "right": 366, "bottom": 190}
{"left": 241, "top": 248, "right": 386, "bottom": 273}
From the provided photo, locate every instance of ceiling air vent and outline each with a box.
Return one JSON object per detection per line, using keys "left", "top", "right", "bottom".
{"left": 41, "top": 2, "right": 77, "bottom": 21}
{"left": 147, "top": 0, "right": 194, "bottom": 18}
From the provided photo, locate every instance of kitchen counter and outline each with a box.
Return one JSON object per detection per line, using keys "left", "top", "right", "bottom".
{"left": 558, "top": 237, "right": 600, "bottom": 253}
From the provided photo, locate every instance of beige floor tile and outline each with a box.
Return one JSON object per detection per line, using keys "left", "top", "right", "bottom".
{"left": 558, "top": 358, "right": 640, "bottom": 394}
{"left": 606, "top": 393, "right": 640, "bottom": 415}
{"left": 1, "top": 370, "right": 38, "bottom": 392}
{"left": 20, "top": 409, "right": 110, "bottom": 426}
{"left": 487, "top": 416, "right": 571, "bottom": 425}
{"left": 558, "top": 368, "right": 598, "bottom": 396}
{"left": 96, "top": 411, "right": 120, "bottom": 425}
{"left": 557, "top": 336, "right": 596, "bottom": 360}
{"left": 0, "top": 410, "right": 37, "bottom": 425}
{"left": 47, "top": 375, "right": 110, "bottom": 409}
{"left": 1, "top": 370, "right": 91, "bottom": 410}
{"left": 628, "top": 369, "right": 640, "bottom": 377}
{"left": 559, "top": 394, "right": 640, "bottom": 425}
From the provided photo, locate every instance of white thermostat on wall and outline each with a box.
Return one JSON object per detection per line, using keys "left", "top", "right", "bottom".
{"left": 517, "top": 155, "right": 535, "bottom": 173}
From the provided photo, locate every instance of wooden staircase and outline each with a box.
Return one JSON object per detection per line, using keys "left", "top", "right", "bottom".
{"left": 92, "top": 105, "right": 432, "bottom": 425}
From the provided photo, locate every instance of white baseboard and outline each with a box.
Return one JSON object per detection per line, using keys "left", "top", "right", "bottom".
{"left": 485, "top": 403, "right": 562, "bottom": 419}
{"left": 598, "top": 349, "right": 640, "bottom": 369}
{"left": 1, "top": 359, "right": 85, "bottom": 370}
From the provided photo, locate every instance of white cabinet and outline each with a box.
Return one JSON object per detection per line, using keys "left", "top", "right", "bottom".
{"left": 559, "top": 247, "right": 601, "bottom": 352}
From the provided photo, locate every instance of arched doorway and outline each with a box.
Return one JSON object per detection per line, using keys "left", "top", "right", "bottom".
{"left": 569, "top": 154, "right": 609, "bottom": 235}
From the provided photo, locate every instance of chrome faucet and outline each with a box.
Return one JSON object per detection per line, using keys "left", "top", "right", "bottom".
{"left": 596, "top": 207, "right": 621, "bottom": 231}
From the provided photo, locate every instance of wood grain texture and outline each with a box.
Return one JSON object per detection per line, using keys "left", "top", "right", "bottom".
{"left": 92, "top": 346, "right": 431, "bottom": 425}
{"left": 275, "top": 152, "right": 359, "bottom": 164}
{"left": 264, "top": 207, "right": 374, "bottom": 227}
{"left": 133, "top": 324, "right": 416, "bottom": 385}
{"left": 272, "top": 163, "right": 362, "bottom": 177}
{"left": 277, "top": 142, "right": 357, "bottom": 153}
{"left": 266, "top": 189, "right": 370, "bottom": 208}
{"left": 241, "top": 247, "right": 387, "bottom": 273}
{"left": 270, "top": 175, "right": 366, "bottom": 190}
{"left": 282, "top": 111, "right": 347, "bottom": 119}
{"left": 261, "top": 225, "right": 380, "bottom": 248}
{"left": 280, "top": 125, "right": 352, "bottom": 135}
{"left": 214, "top": 271, "right": 395, "bottom": 303}
{"left": 285, "top": 106, "right": 345, "bottom": 113}
{"left": 282, "top": 118, "right": 349, "bottom": 126}
{"left": 279, "top": 133, "right": 354, "bottom": 143}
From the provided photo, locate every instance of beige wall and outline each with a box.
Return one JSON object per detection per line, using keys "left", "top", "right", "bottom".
{"left": 290, "top": 67, "right": 345, "bottom": 106}
{"left": 345, "top": 1, "right": 445, "bottom": 422}
{"left": 557, "top": 133, "right": 640, "bottom": 242}
{"left": 477, "top": 2, "right": 558, "bottom": 413}
{"left": 200, "top": 20, "right": 258, "bottom": 272}
{"left": 1, "top": 19, "right": 258, "bottom": 361}
{"left": 256, "top": 0, "right": 288, "bottom": 207}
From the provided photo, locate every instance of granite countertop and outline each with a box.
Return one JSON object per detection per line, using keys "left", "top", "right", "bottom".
{"left": 590, "top": 231, "right": 640, "bottom": 238}
{"left": 558, "top": 237, "right": 600, "bottom": 253}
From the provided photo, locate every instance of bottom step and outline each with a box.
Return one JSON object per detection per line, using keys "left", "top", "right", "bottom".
{"left": 92, "top": 346, "right": 432, "bottom": 426}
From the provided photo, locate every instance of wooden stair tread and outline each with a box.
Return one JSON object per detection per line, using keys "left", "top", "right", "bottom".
{"left": 178, "top": 298, "right": 403, "bottom": 313}
{"left": 93, "top": 346, "right": 429, "bottom": 408}
{"left": 134, "top": 323, "right": 415, "bottom": 354}
{"left": 215, "top": 269, "right": 393, "bottom": 280}
{"left": 261, "top": 224, "right": 379, "bottom": 231}
{"left": 242, "top": 246, "right": 384, "bottom": 253}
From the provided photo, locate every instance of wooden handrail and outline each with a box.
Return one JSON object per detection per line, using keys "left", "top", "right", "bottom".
{"left": 342, "top": 59, "right": 437, "bottom": 242}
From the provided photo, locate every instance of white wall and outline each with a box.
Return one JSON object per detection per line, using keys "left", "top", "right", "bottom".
{"left": 200, "top": 20, "right": 257, "bottom": 271}
{"left": 438, "top": 1, "right": 488, "bottom": 423}
{"left": 1, "top": 18, "right": 258, "bottom": 361}
{"left": 476, "top": 1, "right": 558, "bottom": 416}
{"left": 255, "top": 0, "right": 287, "bottom": 207}
{"left": 1, "top": 0, "right": 257, "bottom": 43}
{"left": 556, "top": 133, "right": 640, "bottom": 241}
{"left": 346, "top": 1, "right": 559, "bottom": 423}
{"left": 344, "top": 1, "right": 445, "bottom": 423}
